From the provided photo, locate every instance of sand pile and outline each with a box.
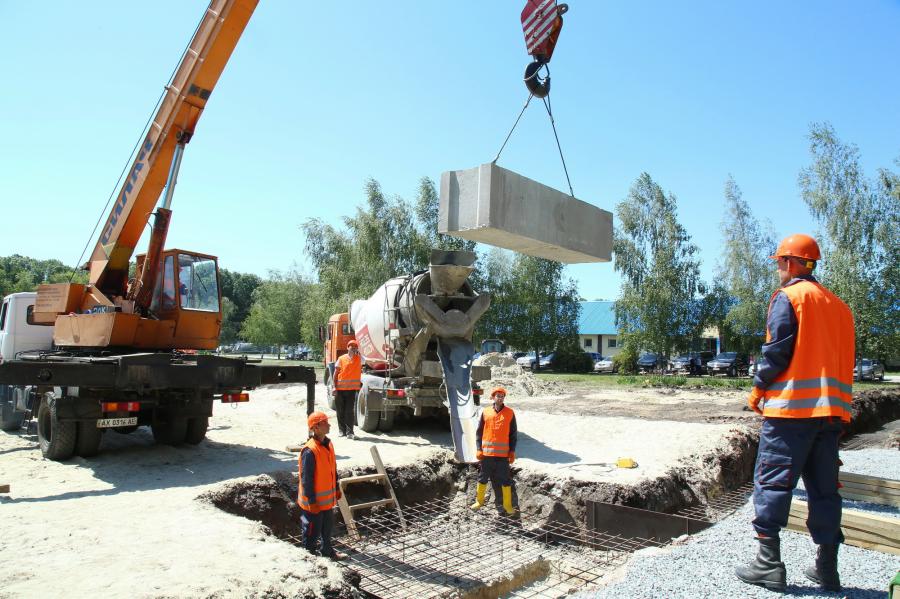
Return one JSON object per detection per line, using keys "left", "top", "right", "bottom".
{"left": 474, "top": 352, "right": 516, "bottom": 367}
{"left": 487, "top": 365, "right": 569, "bottom": 397}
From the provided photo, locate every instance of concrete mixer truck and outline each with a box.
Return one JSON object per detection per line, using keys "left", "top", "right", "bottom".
{"left": 320, "top": 250, "right": 492, "bottom": 462}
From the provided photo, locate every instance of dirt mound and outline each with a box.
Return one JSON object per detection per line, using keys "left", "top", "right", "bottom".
{"left": 474, "top": 352, "right": 516, "bottom": 367}
{"left": 488, "top": 365, "right": 569, "bottom": 397}
{"left": 846, "top": 388, "right": 900, "bottom": 438}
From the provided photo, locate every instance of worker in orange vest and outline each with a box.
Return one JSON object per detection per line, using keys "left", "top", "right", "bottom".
{"left": 471, "top": 387, "right": 518, "bottom": 516}
{"left": 332, "top": 340, "right": 362, "bottom": 439}
{"left": 735, "top": 234, "right": 854, "bottom": 593}
{"left": 298, "top": 411, "right": 345, "bottom": 560}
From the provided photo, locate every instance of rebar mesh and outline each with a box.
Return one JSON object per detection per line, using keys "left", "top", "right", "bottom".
{"left": 286, "top": 493, "right": 663, "bottom": 599}
{"left": 673, "top": 482, "right": 753, "bottom": 522}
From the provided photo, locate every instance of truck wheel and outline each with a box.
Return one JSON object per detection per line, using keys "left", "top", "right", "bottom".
{"left": 184, "top": 417, "right": 209, "bottom": 445}
{"left": 729, "top": 366, "right": 737, "bottom": 378}
{"left": 378, "top": 409, "right": 395, "bottom": 432}
{"left": 152, "top": 415, "right": 188, "bottom": 445}
{"left": 356, "top": 389, "right": 380, "bottom": 433}
{"left": 75, "top": 421, "right": 102, "bottom": 458}
{"left": 1, "top": 402, "right": 25, "bottom": 432}
{"left": 37, "top": 394, "right": 76, "bottom": 461}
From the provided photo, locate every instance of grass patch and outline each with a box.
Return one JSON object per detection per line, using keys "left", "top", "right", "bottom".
{"left": 534, "top": 372, "right": 753, "bottom": 389}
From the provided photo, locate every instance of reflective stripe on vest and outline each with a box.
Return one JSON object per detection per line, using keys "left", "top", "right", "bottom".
{"left": 482, "top": 405, "right": 514, "bottom": 457}
{"left": 335, "top": 354, "right": 362, "bottom": 390}
{"left": 761, "top": 280, "right": 854, "bottom": 422}
{"left": 298, "top": 438, "right": 338, "bottom": 511}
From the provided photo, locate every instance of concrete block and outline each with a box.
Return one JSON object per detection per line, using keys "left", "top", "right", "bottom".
{"left": 439, "top": 163, "right": 613, "bottom": 263}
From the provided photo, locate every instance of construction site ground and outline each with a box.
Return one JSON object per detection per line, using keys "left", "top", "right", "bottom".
{"left": 0, "top": 369, "right": 897, "bottom": 598}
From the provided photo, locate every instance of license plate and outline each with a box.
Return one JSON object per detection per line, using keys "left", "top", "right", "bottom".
{"left": 97, "top": 417, "right": 138, "bottom": 428}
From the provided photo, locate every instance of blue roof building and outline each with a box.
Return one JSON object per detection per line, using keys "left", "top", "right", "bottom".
{"left": 577, "top": 301, "right": 620, "bottom": 356}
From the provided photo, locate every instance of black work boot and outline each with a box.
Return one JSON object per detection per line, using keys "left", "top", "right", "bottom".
{"left": 804, "top": 544, "right": 841, "bottom": 592}
{"left": 735, "top": 536, "right": 787, "bottom": 591}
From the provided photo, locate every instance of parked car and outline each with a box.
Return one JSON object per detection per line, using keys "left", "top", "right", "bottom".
{"left": 516, "top": 352, "right": 537, "bottom": 369}
{"left": 286, "top": 350, "right": 308, "bottom": 360}
{"left": 506, "top": 351, "right": 527, "bottom": 360}
{"left": 594, "top": 356, "right": 616, "bottom": 374}
{"left": 538, "top": 353, "right": 557, "bottom": 369}
{"left": 669, "top": 351, "right": 714, "bottom": 375}
{"left": 636, "top": 353, "right": 664, "bottom": 374}
{"left": 855, "top": 358, "right": 886, "bottom": 381}
{"left": 706, "top": 352, "right": 750, "bottom": 377}
{"left": 586, "top": 352, "right": 603, "bottom": 363}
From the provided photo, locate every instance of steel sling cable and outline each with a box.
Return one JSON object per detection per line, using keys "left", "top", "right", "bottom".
{"left": 541, "top": 93, "right": 575, "bottom": 197}
{"left": 492, "top": 92, "right": 535, "bottom": 164}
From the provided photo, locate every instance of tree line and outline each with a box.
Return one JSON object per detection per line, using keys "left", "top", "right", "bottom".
{"left": 2, "top": 123, "right": 896, "bottom": 369}
{"left": 613, "top": 122, "right": 898, "bottom": 369}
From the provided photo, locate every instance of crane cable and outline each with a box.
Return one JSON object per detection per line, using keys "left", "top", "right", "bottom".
{"left": 491, "top": 72, "right": 575, "bottom": 198}
{"left": 69, "top": 11, "right": 207, "bottom": 283}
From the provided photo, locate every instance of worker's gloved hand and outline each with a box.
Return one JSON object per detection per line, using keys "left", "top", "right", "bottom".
{"left": 476, "top": 450, "right": 484, "bottom": 461}
{"left": 331, "top": 388, "right": 337, "bottom": 397}
{"left": 507, "top": 452, "right": 515, "bottom": 464}
{"left": 336, "top": 489, "right": 342, "bottom": 501}
{"left": 747, "top": 386, "right": 764, "bottom": 415}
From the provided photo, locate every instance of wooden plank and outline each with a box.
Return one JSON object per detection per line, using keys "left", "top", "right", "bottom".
{"left": 0, "top": 484, "right": 9, "bottom": 494}
{"left": 337, "top": 495, "right": 359, "bottom": 540}
{"left": 840, "top": 489, "right": 900, "bottom": 508}
{"left": 371, "top": 446, "right": 407, "bottom": 530}
{"left": 339, "top": 473, "right": 387, "bottom": 486}
{"left": 789, "top": 500, "right": 900, "bottom": 555}
{"left": 841, "top": 471, "right": 900, "bottom": 490}
{"left": 348, "top": 498, "right": 396, "bottom": 511}
{"left": 285, "top": 444, "right": 303, "bottom": 453}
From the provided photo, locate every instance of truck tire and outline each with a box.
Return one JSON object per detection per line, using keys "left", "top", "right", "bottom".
{"left": 152, "top": 415, "right": 188, "bottom": 445}
{"left": 184, "top": 417, "right": 209, "bottom": 445}
{"left": 37, "top": 393, "right": 76, "bottom": 461}
{"left": 75, "top": 421, "right": 103, "bottom": 458}
{"left": 356, "top": 389, "right": 380, "bottom": 433}
{"left": 378, "top": 409, "right": 395, "bottom": 432}
{"left": 1, "top": 402, "right": 25, "bottom": 432}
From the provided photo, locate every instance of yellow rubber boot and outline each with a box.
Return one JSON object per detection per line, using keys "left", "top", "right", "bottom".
{"left": 470, "top": 482, "right": 487, "bottom": 510}
{"left": 501, "top": 485, "right": 516, "bottom": 515}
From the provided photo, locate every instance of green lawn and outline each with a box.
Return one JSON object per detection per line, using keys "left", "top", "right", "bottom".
{"left": 533, "top": 371, "right": 898, "bottom": 392}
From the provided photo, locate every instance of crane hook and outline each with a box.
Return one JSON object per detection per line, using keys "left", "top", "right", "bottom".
{"left": 520, "top": 1, "right": 568, "bottom": 98}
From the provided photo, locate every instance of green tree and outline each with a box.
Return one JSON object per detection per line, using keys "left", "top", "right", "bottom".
{"left": 613, "top": 173, "right": 703, "bottom": 361}
{"left": 798, "top": 123, "right": 899, "bottom": 359}
{"left": 502, "top": 256, "right": 581, "bottom": 366}
{"left": 0, "top": 255, "right": 87, "bottom": 297}
{"left": 717, "top": 176, "right": 778, "bottom": 354}
{"left": 301, "top": 177, "right": 479, "bottom": 347}
{"left": 218, "top": 269, "right": 262, "bottom": 343}
{"left": 240, "top": 271, "right": 310, "bottom": 351}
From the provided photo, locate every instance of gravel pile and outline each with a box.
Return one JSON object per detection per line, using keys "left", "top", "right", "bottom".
{"left": 582, "top": 448, "right": 900, "bottom": 599}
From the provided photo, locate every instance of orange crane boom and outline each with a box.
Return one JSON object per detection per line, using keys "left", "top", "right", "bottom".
{"left": 90, "top": 0, "right": 257, "bottom": 299}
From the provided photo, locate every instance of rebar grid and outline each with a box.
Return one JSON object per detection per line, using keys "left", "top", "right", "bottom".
{"left": 298, "top": 494, "right": 665, "bottom": 599}
{"left": 673, "top": 482, "right": 754, "bottom": 522}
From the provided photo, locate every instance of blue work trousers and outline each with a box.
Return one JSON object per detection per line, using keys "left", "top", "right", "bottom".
{"left": 479, "top": 456, "right": 517, "bottom": 515}
{"left": 752, "top": 417, "right": 844, "bottom": 545}
{"left": 300, "top": 508, "right": 335, "bottom": 557}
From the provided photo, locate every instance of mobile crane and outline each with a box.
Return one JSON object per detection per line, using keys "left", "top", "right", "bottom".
{"left": 0, "top": 0, "right": 315, "bottom": 461}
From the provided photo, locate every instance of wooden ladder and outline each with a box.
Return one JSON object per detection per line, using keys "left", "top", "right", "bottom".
{"left": 337, "top": 446, "right": 406, "bottom": 539}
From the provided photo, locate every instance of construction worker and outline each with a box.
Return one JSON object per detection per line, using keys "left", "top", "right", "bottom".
{"left": 471, "top": 387, "right": 518, "bottom": 516}
{"left": 332, "top": 340, "right": 362, "bottom": 439}
{"left": 735, "top": 234, "right": 854, "bottom": 593}
{"left": 298, "top": 411, "right": 345, "bottom": 560}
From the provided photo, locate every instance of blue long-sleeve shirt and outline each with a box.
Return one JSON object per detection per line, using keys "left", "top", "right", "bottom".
{"left": 753, "top": 275, "right": 816, "bottom": 389}
{"left": 475, "top": 405, "right": 517, "bottom": 453}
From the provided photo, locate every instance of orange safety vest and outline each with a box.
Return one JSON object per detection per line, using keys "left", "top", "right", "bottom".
{"left": 297, "top": 438, "right": 337, "bottom": 512}
{"left": 481, "top": 405, "right": 515, "bottom": 457}
{"left": 761, "top": 279, "right": 855, "bottom": 422}
{"left": 334, "top": 353, "right": 362, "bottom": 391}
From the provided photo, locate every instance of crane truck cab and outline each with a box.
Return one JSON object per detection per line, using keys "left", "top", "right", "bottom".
{"left": 0, "top": 293, "right": 54, "bottom": 431}
{"left": 320, "top": 313, "right": 356, "bottom": 409}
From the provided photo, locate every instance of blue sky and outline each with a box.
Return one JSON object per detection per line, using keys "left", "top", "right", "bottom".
{"left": 1, "top": 1, "right": 898, "bottom": 301}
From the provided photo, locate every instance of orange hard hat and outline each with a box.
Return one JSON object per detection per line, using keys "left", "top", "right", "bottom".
{"left": 491, "top": 387, "right": 507, "bottom": 397}
{"left": 770, "top": 234, "right": 821, "bottom": 262}
{"left": 307, "top": 411, "right": 329, "bottom": 429}
{"left": 346, "top": 340, "right": 359, "bottom": 349}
